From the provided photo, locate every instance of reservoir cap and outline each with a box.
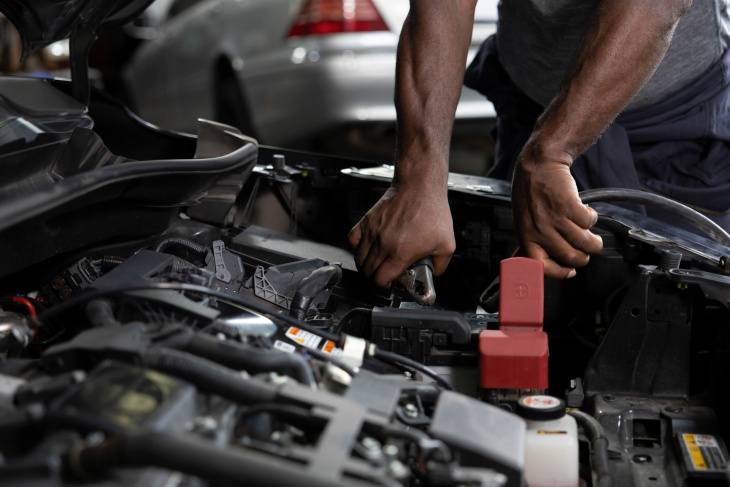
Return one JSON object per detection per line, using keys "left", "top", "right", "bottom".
{"left": 516, "top": 395, "right": 565, "bottom": 421}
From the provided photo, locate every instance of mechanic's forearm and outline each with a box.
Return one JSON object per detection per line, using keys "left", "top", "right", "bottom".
{"left": 392, "top": 0, "right": 477, "bottom": 188}
{"left": 527, "top": 0, "right": 692, "bottom": 165}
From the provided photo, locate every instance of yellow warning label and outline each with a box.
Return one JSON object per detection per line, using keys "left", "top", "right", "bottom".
{"left": 322, "top": 340, "right": 336, "bottom": 354}
{"left": 537, "top": 430, "right": 567, "bottom": 435}
{"left": 684, "top": 434, "right": 708, "bottom": 470}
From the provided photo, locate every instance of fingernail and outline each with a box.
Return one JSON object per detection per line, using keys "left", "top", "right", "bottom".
{"left": 567, "top": 269, "right": 577, "bottom": 278}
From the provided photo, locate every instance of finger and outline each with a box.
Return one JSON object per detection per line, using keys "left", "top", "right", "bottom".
{"left": 372, "top": 256, "right": 409, "bottom": 289}
{"left": 522, "top": 242, "right": 577, "bottom": 279}
{"left": 348, "top": 223, "right": 362, "bottom": 249}
{"left": 556, "top": 218, "right": 603, "bottom": 255}
{"left": 567, "top": 203, "right": 599, "bottom": 229}
{"left": 528, "top": 227, "right": 591, "bottom": 269}
{"left": 432, "top": 240, "right": 456, "bottom": 276}
{"left": 360, "top": 242, "right": 386, "bottom": 278}
{"left": 351, "top": 228, "right": 374, "bottom": 270}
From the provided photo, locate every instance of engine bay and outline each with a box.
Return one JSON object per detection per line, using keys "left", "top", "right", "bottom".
{"left": 0, "top": 74, "right": 729, "bottom": 487}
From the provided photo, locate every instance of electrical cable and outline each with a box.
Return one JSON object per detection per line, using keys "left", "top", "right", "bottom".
{"left": 152, "top": 236, "right": 209, "bottom": 256}
{"left": 371, "top": 348, "right": 453, "bottom": 391}
{"left": 11, "top": 297, "right": 37, "bottom": 317}
{"left": 33, "top": 281, "right": 345, "bottom": 347}
{"left": 579, "top": 188, "right": 730, "bottom": 247}
{"left": 305, "top": 347, "right": 358, "bottom": 377}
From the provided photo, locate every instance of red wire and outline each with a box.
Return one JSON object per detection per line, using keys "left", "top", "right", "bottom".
{"left": 12, "top": 296, "right": 37, "bottom": 317}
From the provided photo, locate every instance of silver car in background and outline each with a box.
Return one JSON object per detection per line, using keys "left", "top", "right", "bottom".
{"left": 124, "top": 0, "right": 497, "bottom": 160}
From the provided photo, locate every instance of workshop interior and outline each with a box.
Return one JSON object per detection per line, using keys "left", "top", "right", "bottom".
{"left": 0, "top": 1, "right": 729, "bottom": 487}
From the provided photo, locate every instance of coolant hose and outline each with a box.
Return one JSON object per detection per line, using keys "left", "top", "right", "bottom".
{"left": 185, "top": 334, "right": 316, "bottom": 386}
{"left": 152, "top": 236, "right": 209, "bottom": 256}
{"left": 290, "top": 264, "right": 343, "bottom": 320}
{"left": 568, "top": 410, "right": 613, "bottom": 487}
{"left": 70, "top": 432, "right": 373, "bottom": 487}
{"left": 142, "top": 348, "right": 278, "bottom": 404}
{"left": 579, "top": 188, "right": 730, "bottom": 247}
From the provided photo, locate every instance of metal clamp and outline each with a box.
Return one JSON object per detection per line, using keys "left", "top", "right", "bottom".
{"left": 396, "top": 256, "right": 436, "bottom": 306}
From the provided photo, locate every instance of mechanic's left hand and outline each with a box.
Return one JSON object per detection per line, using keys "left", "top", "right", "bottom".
{"left": 511, "top": 149, "right": 603, "bottom": 279}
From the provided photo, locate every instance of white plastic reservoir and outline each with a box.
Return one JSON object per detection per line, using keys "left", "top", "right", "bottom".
{"left": 517, "top": 395, "right": 579, "bottom": 487}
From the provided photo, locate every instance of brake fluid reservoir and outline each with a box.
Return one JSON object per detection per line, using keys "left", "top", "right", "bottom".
{"left": 517, "top": 395, "right": 579, "bottom": 487}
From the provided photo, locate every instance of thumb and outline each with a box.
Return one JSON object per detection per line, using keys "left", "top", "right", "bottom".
{"left": 348, "top": 223, "right": 362, "bottom": 249}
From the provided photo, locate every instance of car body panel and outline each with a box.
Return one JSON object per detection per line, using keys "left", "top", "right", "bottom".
{"left": 124, "top": 0, "right": 496, "bottom": 144}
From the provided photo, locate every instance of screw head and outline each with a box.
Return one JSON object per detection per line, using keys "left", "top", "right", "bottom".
{"left": 403, "top": 403, "right": 419, "bottom": 418}
{"left": 602, "top": 394, "right": 616, "bottom": 402}
{"left": 632, "top": 454, "right": 652, "bottom": 463}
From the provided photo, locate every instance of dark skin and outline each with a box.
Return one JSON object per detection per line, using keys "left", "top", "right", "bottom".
{"left": 349, "top": 0, "right": 693, "bottom": 286}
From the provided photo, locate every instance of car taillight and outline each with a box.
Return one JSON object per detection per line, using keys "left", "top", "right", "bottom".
{"left": 287, "top": 0, "right": 389, "bottom": 37}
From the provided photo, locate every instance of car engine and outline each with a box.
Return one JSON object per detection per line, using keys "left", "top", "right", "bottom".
{"left": 0, "top": 2, "right": 729, "bottom": 485}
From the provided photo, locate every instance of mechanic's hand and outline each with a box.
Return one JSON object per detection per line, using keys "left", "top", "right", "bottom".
{"left": 511, "top": 154, "right": 603, "bottom": 279}
{"left": 348, "top": 182, "right": 455, "bottom": 289}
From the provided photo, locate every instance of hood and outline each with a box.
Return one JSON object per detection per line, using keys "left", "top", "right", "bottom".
{"left": 0, "top": 0, "right": 154, "bottom": 60}
{"left": 0, "top": 0, "right": 154, "bottom": 104}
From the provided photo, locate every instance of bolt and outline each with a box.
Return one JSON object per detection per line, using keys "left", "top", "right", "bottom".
{"left": 51, "top": 276, "right": 65, "bottom": 290}
{"left": 407, "top": 269, "right": 415, "bottom": 276}
{"left": 383, "top": 444, "right": 409, "bottom": 479}
{"left": 632, "top": 454, "right": 652, "bottom": 463}
{"left": 602, "top": 393, "right": 616, "bottom": 402}
{"left": 361, "top": 437, "right": 383, "bottom": 461}
{"left": 664, "top": 406, "right": 683, "bottom": 414}
{"left": 59, "top": 288, "right": 73, "bottom": 300}
{"left": 403, "top": 371, "right": 412, "bottom": 379}
{"left": 492, "top": 473, "right": 509, "bottom": 486}
{"left": 362, "top": 437, "right": 380, "bottom": 451}
{"left": 403, "top": 403, "right": 419, "bottom": 418}
{"left": 193, "top": 416, "right": 218, "bottom": 438}
{"left": 273, "top": 154, "right": 286, "bottom": 171}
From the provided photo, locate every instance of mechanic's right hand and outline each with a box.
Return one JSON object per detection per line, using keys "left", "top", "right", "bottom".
{"left": 348, "top": 181, "right": 456, "bottom": 289}
{"left": 511, "top": 152, "right": 603, "bottom": 279}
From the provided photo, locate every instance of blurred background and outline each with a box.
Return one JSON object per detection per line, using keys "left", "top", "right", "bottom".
{"left": 0, "top": 0, "right": 498, "bottom": 174}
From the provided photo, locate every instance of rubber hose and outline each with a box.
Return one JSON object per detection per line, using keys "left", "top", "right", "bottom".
{"left": 205, "top": 320, "right": 243, "bottom": 338}
{"left": 73, "top": 433, "right": 373, "bottom": 487}
{"left": 568, "top": 410, "right": 614, "bottom": 487}
{"left": 290, "top": 264, "right": 343, "bottom": 321}
{"left": 142, "top": 348, "right": 278, "bottom": 404}
{"left": 186, "top": 334, "right": 316, "bottom": 386}
{"left": 579, "top": 188, "right": 730, "bottom": 247}
{"left": 152, "top": 237, "right": 208, "bottom": 256}
{"left": 85, "top": 299, "right": 121, "bottom": 328}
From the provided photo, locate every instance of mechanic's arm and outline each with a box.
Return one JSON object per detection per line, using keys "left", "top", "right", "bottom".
{"left": 513, "top": 0, "right": 692, "bottom": 278}
{"left": 348, "top": 0, "right": 477, "bottom": 288}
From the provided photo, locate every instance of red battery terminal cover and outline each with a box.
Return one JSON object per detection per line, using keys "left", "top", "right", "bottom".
{"left": 479, "top": 257, "right": 548, "bottom": 390}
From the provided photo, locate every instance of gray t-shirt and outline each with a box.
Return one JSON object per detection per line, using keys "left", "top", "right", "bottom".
{"left": 496, "top": 0, "right": 730, "bottom": 110}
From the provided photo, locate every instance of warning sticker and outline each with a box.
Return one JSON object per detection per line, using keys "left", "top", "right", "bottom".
{"left": 682, "top": 434, "right": 728, "bottom": 472}
{"left": 285, "top": 327, "right": 322, "bottom": 349}
{"left": 273, "top": 340, "right": 296, "bottom": 354}
{"left": 522, "top": 395, "right": 560, "bottom": 409}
